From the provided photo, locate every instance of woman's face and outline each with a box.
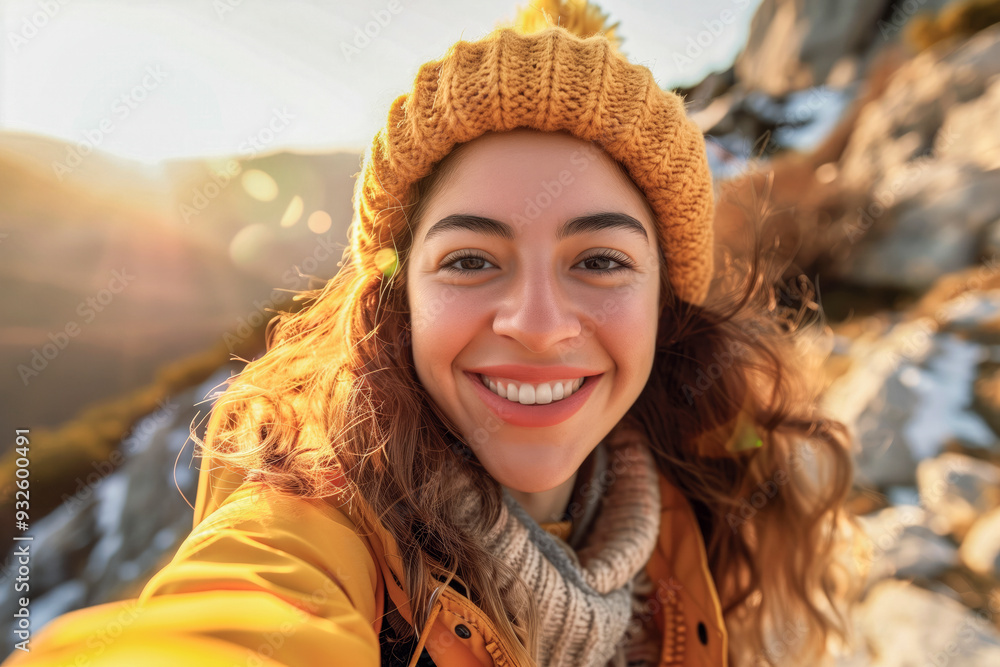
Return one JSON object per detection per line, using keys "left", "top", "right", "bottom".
{"left": 406, "top": 128, "right": 661, "bottom": 494}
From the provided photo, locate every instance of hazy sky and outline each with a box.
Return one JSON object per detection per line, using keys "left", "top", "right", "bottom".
{"left": 1, "top": 0, "right": 762, "bottom": 162}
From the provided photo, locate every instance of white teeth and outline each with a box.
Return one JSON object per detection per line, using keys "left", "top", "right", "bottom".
{"left": 480, "top": 374, "right": 587, "bottom": 405}
{"left": 552, "top": 382, "right": 564, "bottom": 401}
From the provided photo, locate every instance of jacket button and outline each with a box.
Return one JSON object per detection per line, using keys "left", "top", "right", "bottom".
{"left": 455, "top": 624, "right": 472, "bottom": 639}
{"left": 697, "top": 621, "right": 708, "bottom": 645}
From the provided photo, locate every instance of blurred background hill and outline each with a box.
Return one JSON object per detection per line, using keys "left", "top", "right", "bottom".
{"left": 1, "top": 133, "right": 358, "bottom": 429}
{"left": 4, "top": 0, "right": 1000, "bottom": 663}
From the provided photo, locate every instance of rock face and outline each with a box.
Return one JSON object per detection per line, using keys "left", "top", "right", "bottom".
{"left": 704, "top": 5, "right": 1000, "bottom": 300}
{"left": 856, "top": 505, "right": 959, "bottom": 584}
{"left": 937, "top": 73, "right": 1000, "bottom": 171}
{"left": 917, "top": 452, "right": 1000, "bottom": 539}
{"left": 734, "top": 0, "right": 963, "bottom": 96}
{"left": 819, "top": 264, "right": 1000, "bottom": 664}
{"left": 960, "top": 505, "right": 1000, "bottom": 577}
{"left": 736, "top": 0, "right": 892, "bottom": 95}
{"left": 838, "top": 24, "right": 1000, "bottom": 192}
{"left": 834, "top": 579, "right": 1000, "bottom": 666}
{"left": 832, "top": 23, "right": 1000, "bottom": 291}
{"left": 821, "top": 310, "right": 998, "bottom": 489}
{"left": 841, "top": 163, "right": 1000, "bottom": 290}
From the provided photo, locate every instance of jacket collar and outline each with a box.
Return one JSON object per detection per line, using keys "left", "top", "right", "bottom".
{"left": 651, "top": 473, "right": 730, "bottom": 666}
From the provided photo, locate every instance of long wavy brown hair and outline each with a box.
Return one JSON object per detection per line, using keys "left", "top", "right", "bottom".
{"left": 197, "top": 139, "right": 870, "bottom": 666}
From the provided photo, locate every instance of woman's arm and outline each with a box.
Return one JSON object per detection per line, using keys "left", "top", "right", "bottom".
{"left": 3, "top": 484, "right": 381, "bottom": 666}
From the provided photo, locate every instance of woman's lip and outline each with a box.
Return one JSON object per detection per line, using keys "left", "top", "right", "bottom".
{"left": 467, "top": 364, "right": 603, "bottom": 383}
{"left": 462, "top": 370, "right": 603, "bottom": 428}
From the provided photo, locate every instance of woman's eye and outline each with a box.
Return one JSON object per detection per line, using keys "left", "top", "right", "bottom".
{"left": 442, "top": 253, "right": 496, "bottom": 275}
{"left": 441, "top": 250, "right": 635, "bottom": 276}
{"left": 579, "top": 253, "right": 632, "bottom": 272}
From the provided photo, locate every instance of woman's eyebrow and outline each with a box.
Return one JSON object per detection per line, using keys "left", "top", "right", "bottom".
{"left": 422, "top": 212, "right": 649, "bottom": 245}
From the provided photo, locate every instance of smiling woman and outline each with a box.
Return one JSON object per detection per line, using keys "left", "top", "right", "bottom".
{"left": 10, "top": 22, "right": 867, "bottom": 667}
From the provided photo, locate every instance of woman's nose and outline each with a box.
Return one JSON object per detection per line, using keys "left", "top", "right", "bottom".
{"left": 491, "top": 265, "right": 583, "bottom": 353}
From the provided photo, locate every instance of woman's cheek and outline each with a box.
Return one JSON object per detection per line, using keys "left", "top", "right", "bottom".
{"left": 412, "top": 286, "right": 482, "bottom": 345}
{"left": 602, "top": 296, "right": 658, "bottom": 358}
{"left": 410, "top": 282, "right": 455, "bottom": 338}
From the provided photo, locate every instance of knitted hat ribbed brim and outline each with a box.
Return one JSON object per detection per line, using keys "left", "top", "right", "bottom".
{"left": 351, "top": 24, "right": 715, "bottom": 306}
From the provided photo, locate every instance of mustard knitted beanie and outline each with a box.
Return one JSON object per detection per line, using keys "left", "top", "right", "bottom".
{"left": 351, "top": 24, "right": 715, "bottom": 306}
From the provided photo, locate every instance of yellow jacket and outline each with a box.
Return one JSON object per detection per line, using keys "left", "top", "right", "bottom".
{"left": 5, "top": 454, "right": 729, "bottom": 666}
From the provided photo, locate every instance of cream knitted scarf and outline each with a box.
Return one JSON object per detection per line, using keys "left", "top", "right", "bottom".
{"left": 451, "top": 425, "right": 662, "bottom": 667}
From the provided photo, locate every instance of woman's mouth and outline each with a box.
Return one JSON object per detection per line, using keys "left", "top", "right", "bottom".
{"left": 463, "top": 371, "right": 602, "bottom": 428}
{"left": 478, "top": 373, "right": 586, "bottom": 404}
